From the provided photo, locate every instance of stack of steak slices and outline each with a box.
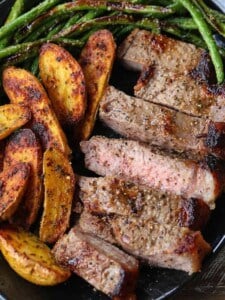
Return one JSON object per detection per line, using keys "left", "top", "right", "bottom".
{"left": 54, "top": 30, "right": 225, "bottom": 297}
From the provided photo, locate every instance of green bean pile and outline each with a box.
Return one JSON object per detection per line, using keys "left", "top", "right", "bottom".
{"left": 0, "top": 0, "right": 225, "bottom": 83}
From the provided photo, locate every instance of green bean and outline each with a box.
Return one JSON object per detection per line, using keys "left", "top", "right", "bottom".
{"left": 166, "top": 18, "right": 198, "bottom": 30}
{"left": 5, "top": 0, "right": 25, "bottom": 24}
{"left": 178, "top": 0, "right": 224, "bottom": 84}
{"left": 55, "top": 14, "right": 160, "bottom": 39}
{"left": 30, "top": 57, "right": 39, "bottom": 76}
{"left": 0, "top": 0, "right": 61, "bottom": 40}
{"left": 0, "top": 38, "right": 83, "bottom": 60}
{"left": 193, "top": 0, "right": 225, "bottom": 37}
{"left": 63, "top": 13, "right": 84, "bottom": 29}
{"left": 0, "top": 0, "right": 25, "bottom": 49}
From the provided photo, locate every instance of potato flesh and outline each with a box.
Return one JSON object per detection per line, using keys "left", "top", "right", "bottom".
{"left": 0, "top": 162, "right": 30, "bottom": 221}
{"left": 39, "top": 43, "right": 86, "bottom": 128}
{"left": 39, "top": 147, "right": 75, "bottom": 244}
{"left": 4, "top": 129, "right": 43, "bottom": 229}
{"left": 2, "top": 66, "right": 71, "bottom": 156}
{"left": 0, "top": 104, "right": 31, "bottom": 140}
{"left": 78, "top": 29, "right": 116, "bottom": 140}
{"left": 0, "top": 225, "right": 71, "bottom": 285}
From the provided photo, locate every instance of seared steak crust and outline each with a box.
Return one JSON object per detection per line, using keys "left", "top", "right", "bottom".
{"left": 110, "top": 216, "right": 211, "bottom": 274}
{"left": 80, "top": 136, "right": 222, "bottom": 209}
{"left": 100, "top": 86, "right": 220, "bottom": 158}
{"left": 117, "top": 29, "right": 205, "bottom": 74}
{"left": 78, "top": 176, "right": 210, "bottom": 230}
{"left": 78, "top": 212, "right": 211, "bottom": 274}
{"left": 53, "top": 226, "right": 139, "bottom": 297}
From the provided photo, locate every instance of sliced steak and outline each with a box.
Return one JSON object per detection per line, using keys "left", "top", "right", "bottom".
{"left": 80, "top": 136, "right": 223, "bottom": 209}
{"left": 78, "top": 176, "right": 210, "bottom": 230}
{"left": 78, "top": 212, "right": 211, "bottom": 274}
{"left": 117, "top": 29, "right": 205, "bottom": 74}
{"left": 79, "top": 210, "right": 116, "bottom": 244}
{"left": 53, "top": 226, "right": 139, "bottom": 297}
{"left": 134, "top": 66, "right": 218, "bottom": 118}
{"left": 100, "top": 86, "right": 225, "bottom": 159}
{"left": 110, "top": 216, "right": 211, "bottom": 274}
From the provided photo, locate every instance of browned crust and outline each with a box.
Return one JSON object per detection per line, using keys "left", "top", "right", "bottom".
{"left": 179, "top": 198, "right": 210, "bottom": 230}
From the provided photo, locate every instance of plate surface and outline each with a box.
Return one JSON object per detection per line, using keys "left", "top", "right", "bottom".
{"left": 0, "top": 1, "right": 225, "bottom": 299}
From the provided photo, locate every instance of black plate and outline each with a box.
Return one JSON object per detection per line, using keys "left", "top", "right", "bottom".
{"left": 0, "top": 1, "right": 225, "bottom": 299}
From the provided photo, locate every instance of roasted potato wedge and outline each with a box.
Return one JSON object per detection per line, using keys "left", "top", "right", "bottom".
{"left": 39, "top": 43, "right": 86, "bottom": 128}
{"left": 4, "top": 129, "right": 43, "bottom": 229}
{"left": 0, "top": 162, "right": 30, "bottom": 221}
{"left": 39, "top": 147, "right": 75, "bottom": 244}
{"left": 0, "top": 104, "right": 31, "bottom": 140}
{"left": 2, "top": 67, "right": 71, "bottom": 156}
{"left": 0, "top": 225, "right": 71, "bottom": 285}
{"left": 78, "top": 29, "right": 116, "bottom": 140}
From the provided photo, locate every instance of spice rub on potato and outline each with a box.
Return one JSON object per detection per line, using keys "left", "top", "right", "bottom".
{"left": 4, "top": 129, "right": 43, "bottom": 229}
{"left": 0, "top": 162, "right": 30, "bottom": 221}
{"left": 0, "top": 104, "right": 31, "bottom": 140}
{"left": 39, "top": 147, "right": 75, "bottom": 244}
{"left": 0, "top": 225, "right": 71, "bottom": 285}
{"left": 2, "top": 66, "right": 71, "bottom": 156}
{"left": 39, "top": 43, "right": 86, "bottom": 128}
{"left": 78, "top": 29, "right": 116, "bottom": 140}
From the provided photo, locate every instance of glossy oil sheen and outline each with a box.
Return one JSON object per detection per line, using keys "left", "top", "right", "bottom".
{"left": 0, "top": 1, "right": 224, "bottom": 299}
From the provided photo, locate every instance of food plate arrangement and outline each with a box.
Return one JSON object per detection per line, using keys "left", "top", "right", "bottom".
{"left": 0, "top": 0, "right": 225, "bottom": 299}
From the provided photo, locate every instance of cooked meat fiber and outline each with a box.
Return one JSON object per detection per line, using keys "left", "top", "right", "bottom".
{"left": 53, "top": 226, "right": 139, "bottom": 297}
{"left": 134, "top": 66, "right": 218, "bottom": 119}
{"left": 118, "top": 29, "right": 225, "bottom": 120}
{"left": 117, "top": 29, "right": 205, "bottom": 74}
{"left": 111, "top": 216, "right": 211, "bottom": 274}
{"left": 80, "top": 136, "right": 223, "bottom": 209}
{"left": 79, "top": 210, "right": 116, "bottom": 244}
{"left": 78, "top": 176, "right": 210, "bottom": 230}
{"left": 78, "top": 212, "right": 211, "bottom": 274}
{"left": 99, "top": 86, "right": 225, "bottom": 159}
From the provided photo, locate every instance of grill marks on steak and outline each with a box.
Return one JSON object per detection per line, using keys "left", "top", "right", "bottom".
{"left": 117, "top": 29, "right": 205, "bottom": 74}
{"left": 80, "top": 136, "right": 222, "bottom": 209}
{"left": 78, "top": 211, "right": 211, "bottom": 274}
{"left": 53, "top": 226, "right": 139, "bottom": 297}
{"left": 100, "top": 86, "right": 213, "bottom": 158}
{"left": 78, "top": 176, "right": 210, "bottom": 230}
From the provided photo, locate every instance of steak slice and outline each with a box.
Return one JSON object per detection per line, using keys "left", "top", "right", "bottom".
{"left": 78, "top": 212, "right": 211, "bottom": 274}
{"left": 79, "top": 210, "right": 116, "bottom": 244}
{"left": 99, "top": 86, "right": 225, "bottom": 159}
{"left": 53, "top": 226, "right": 139, "bottom": 297}
{"left": 110, "top": 216, "right": 211, "bottom": 274}
{"left": 78, "top": 176, "right": 210, "bottom": 230}
{"left": 117, "top": 29, "right": 205, "bottom": 74}
{"left": 134, "top": 66, "right": 217, "bottom": 119}
{"left": 80, "top": 136, "right": 223, "bottom": 209}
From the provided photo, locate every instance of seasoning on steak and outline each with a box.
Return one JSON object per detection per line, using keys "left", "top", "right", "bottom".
{"left": 78, "top": 211, "right": 211, "bottom": 274}
{"left": 79, "top": 210, "right": 116, "bottom": 244}
{"left": 99, "top": 86, "right": 225, "bottom": 159}
{"left": 80, "top": 136, "right": 223, "bottom": 209}
{"left": 117, "top": 29, "right": 205, "bottom": 74}
{"left": 110, "top": 216, "right": 211, "bottom": 274}
{"left": 78, "top": 176, "right": 210, "bottom": 230}
{"left": 53, "top": 226, "right": 139, "bottom": 297}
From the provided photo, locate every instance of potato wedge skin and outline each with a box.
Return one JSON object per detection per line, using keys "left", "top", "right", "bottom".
{"left": 0, "top": 162, "right": 30, "bottom": 221}
{"left": 78, "top": 29, "right": 116, "bottom": 140}
{"left": 0, "top": 104, "right": 31, "bottom": 140}
{"left": 2, "top": 66, "right": 71, "bottom": 156}
{"left": 4, "top": 129, "right": 43, "bottom": 229}
{"left": 39, "top": 43, "right": 86, "bottom": 127}
{"left": 0, "top": 225, "right": 71, "bottom": 285}
{"left": 39, "top": 147, "right": 75, "bottom": 244}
